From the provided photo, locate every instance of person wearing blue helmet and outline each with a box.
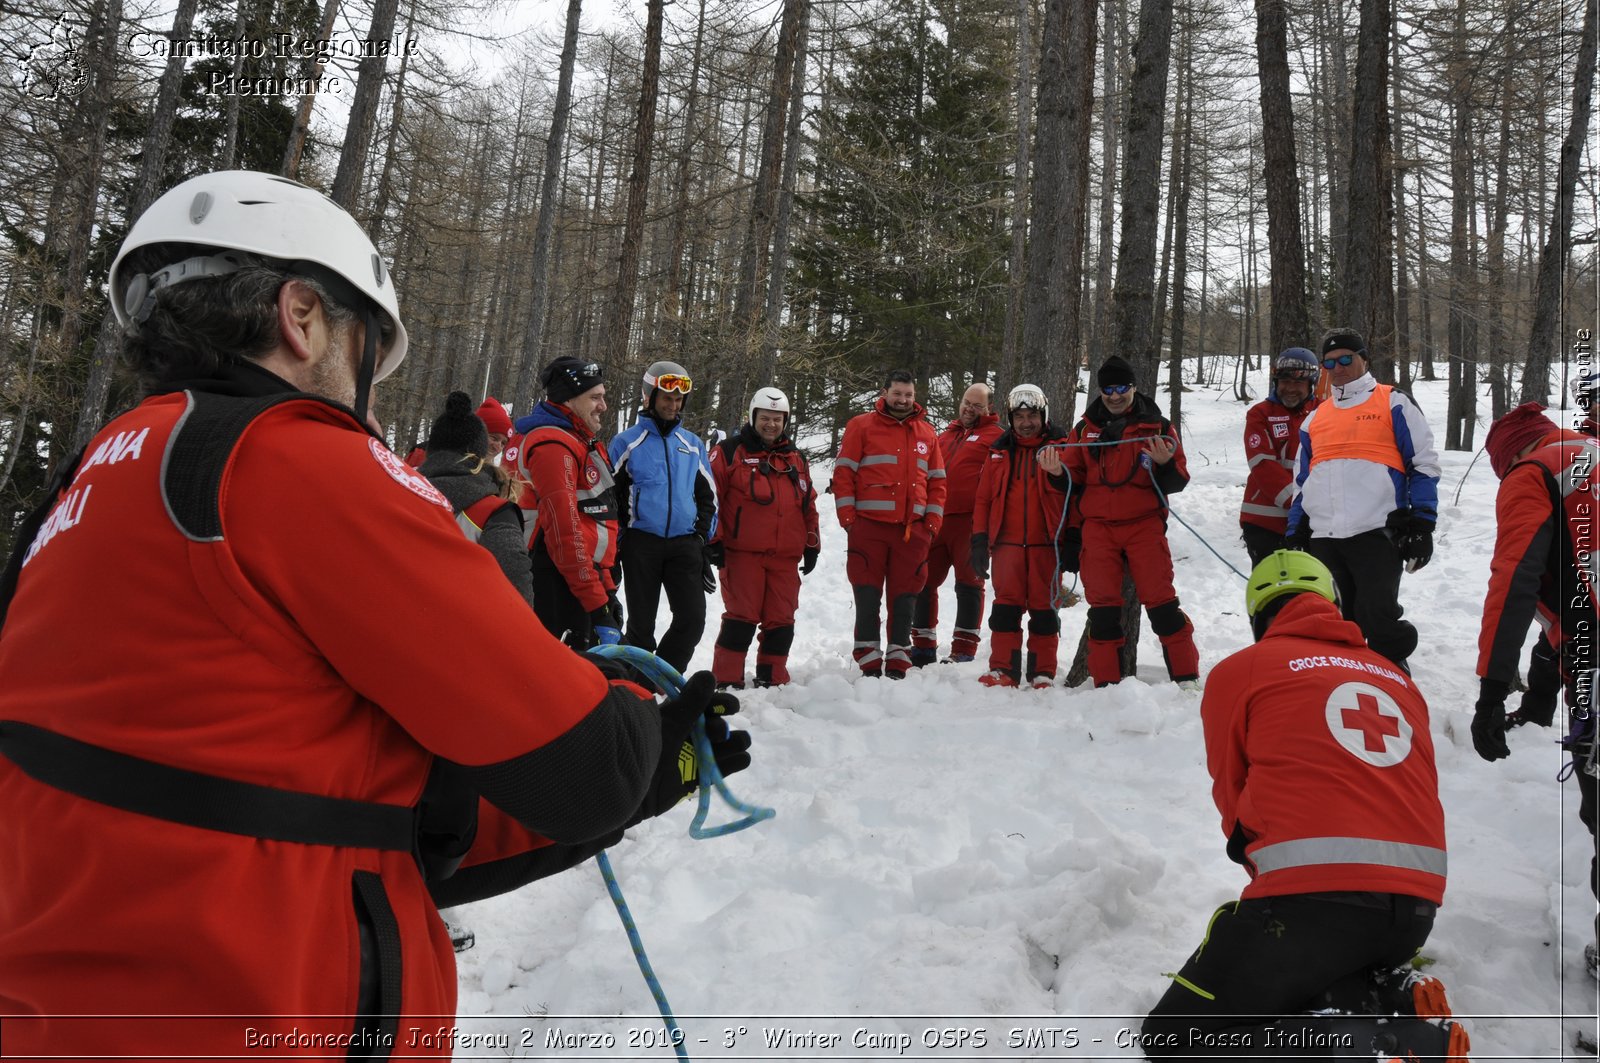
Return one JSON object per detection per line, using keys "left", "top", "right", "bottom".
{"left": 1239, "top": 348, "right": 1320, "bottom": 565}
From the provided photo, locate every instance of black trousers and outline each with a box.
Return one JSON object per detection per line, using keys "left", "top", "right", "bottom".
{"left": 530, "top": 548, "right": 599, "bottom": 649}
{"left": 1240, "top": 525, "right": 1282, "bottom": 569}
{"left": 1309, "top": 531, "right": 1417, "bottom": 667}
{"left": 1142, "top": 892, "right": 1435, "bottom": 1059}
{"left": 621, "top": 530, "right": 706, "bottom": 673}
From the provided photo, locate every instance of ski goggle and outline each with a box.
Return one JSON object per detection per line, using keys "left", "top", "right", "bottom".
{"left": 1322, "top": 353, "right": 1356, "bottom": 368}
{"left": 653, "top": 373, "right": 693, "bottom": 394}
{"left": 1100, "top": 384, "right": 1133, "bottom": 396}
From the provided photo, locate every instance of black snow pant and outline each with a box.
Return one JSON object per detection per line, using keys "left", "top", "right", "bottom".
{"left": 621, "top": 530, "right": 706, "bottom": 674}
{"left": 1309, "top": 530, "right": 1417, "bottom": 668}
{"left": 1142, "top": 892, "right": 1436, "bottom": 1059}
{"left": 1240, "top": 524, "right": 1283, "bottom": 569}
{"left": 530, "top": 547, "right": 603, "bottom": 650}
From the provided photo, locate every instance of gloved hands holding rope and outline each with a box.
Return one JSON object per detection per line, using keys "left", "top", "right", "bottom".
{"left": 634, "top": 671, "right": 752, "bottom": 823}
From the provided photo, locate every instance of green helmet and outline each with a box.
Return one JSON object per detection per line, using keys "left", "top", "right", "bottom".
{"left": 1245, "top": 549, "right": 1339, "bottom": 618}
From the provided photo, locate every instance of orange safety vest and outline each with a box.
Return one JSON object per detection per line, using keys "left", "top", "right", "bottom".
{"left": 1306, "top": 384, "right": 1406, "bottom": 474}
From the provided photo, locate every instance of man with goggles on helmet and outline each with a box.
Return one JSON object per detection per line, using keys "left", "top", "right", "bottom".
{"left": 1240, "top": 347, "right": 1321, "bottom": 566}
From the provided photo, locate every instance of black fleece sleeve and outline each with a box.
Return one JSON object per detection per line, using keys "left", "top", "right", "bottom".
{"left": 429, "top": 830, "right": 622, "bottom": 907}
{"left": 1152, "top": 459, "right": 1188, "bottom": 496}
{"left": 612, "top": 463, "right": 633, "bottom": 531}
{"left": 463, "top": 682, "right": 660, "bottom": 845}
{"left": 694, "top": 464, "right": 717, "bottom": 539}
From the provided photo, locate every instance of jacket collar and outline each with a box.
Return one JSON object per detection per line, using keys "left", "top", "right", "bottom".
{"left": 946, "top": 412, "right": 999, "bottom": 434}
{"left": 1330, "top": 371, "right": 1378, "bottom": 405}
{"left": 874, "top": 397, "right": 926, "bottom": 423}
{"left": 516, "top": 400, "right": 595, "bottom": 442}
{"left": 1261, "top": 592, "right": 1366, "bottom": 648}
{"left": 1084, "top": 391, "right": 1164, "bottom": 426}
{"left": 738, "top": 424, "right": 793, "bottom": 453}
{"left": 150, "top": 359, "right": 301, "bottom": 400}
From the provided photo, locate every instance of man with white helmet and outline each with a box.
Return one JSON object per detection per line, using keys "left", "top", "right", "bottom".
{"left": 0, "top": 172, "right": 746, "bottom": 1055}
{"left": 970, "top": 385, "right": 1069, "bottom": 687}
{"left": 610, "top": 360, "right": 719, "bottom": 673}
{"left": 706, "top": 387, "right": 820, "bottom": 687}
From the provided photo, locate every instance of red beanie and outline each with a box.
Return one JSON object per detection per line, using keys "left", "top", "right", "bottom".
{"left": 1484, "top": 402, "right": 1559, "bottom": 480}
{"left": 476, "top": 397, "right": 513, "bottom": 437}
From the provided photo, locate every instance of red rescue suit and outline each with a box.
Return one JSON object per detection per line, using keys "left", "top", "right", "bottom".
{"left": 914, "top": 413, "right": 1004, "bottom": 659}
{"left": 1202, "top": 593, "right": 1447, "bottom": 903}
{"left": 512, "top": 403, "right": 620, "bottom": 616}
{"left": 972, "top": 425, "right": 1068, "bottom": 681}
{"left": 0, "top": 386, "right": 657, "bottom": 1058}
{"left": 1062, "top": 393, "right": 1199, "bottom": 687}
{"left": 832, "top": 399, "right": 947, "bottom": 675}
{"left": 1240, "top": 396, "right": 1315, "bottom": 535}
{"left": 709, "top": 426, "right": 820, "bottom": 686}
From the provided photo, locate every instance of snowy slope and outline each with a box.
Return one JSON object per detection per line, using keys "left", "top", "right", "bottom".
{"left": 443, "top": 365, "right": 1599, "bottom": 1060}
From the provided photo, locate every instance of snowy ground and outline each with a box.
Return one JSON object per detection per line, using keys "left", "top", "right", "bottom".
{"left": 445, "top": 363, "right": 1600, "bottom": 1060}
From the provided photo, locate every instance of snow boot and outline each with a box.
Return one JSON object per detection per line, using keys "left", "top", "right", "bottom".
{"left": 883, "top": 644, "right": 913, "bottom": 679}
{"left": 1086, "top": 605, "right": 1124, "bottom": 686}
{"left": 754, "top": 654, "right": 790, "bottom": 688}
{"left": 986, "top": 628, "right": 1023, "bottom": 686}
{"left": 979, "top": 670, "right": 1018, "bottom": 688}
{"left": 909, "top": 646, "right": 938, "bottom": 668}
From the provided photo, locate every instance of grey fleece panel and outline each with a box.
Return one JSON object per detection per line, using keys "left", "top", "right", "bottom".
{"left": 480, "top": 505, "right": 536, "bottom": 607}
{"left": 1485, "top": 518, "right": 1557, "bottom": 686}
{"left": 466, "top": 683, "right": 660, "bottom": 845}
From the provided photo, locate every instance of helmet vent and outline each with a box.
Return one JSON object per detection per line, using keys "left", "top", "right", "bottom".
{"left": 372, "top": 254, "right": 386, "bottom": 286}
{"left": 188, "top": 191, "right": 212, "bottom": 225}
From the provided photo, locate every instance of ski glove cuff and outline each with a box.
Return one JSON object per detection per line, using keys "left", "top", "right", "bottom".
{"left": 1471, "top": 678, "right": 1512, "bottom": 762}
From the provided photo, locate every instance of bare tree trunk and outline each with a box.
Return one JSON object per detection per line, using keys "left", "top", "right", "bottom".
{"left": 220, "top": 0, "right": 248, "bottom": 168}
{"left": 1110, "top": 0, "right": 1173, "bottom": 388}
{"left": 662, "top": 0, "right": 709, "bottom": 336}
{"left": 513, "top": 0, "right": 585, "bottom": 407}
{"left": 330, "top": 0, "right": 403, "bottom": 208}
{"left": 1091, "top": 0, "right": 1122, "bottom": 357}
{"left": 1483, "top": 9, "right": 1517, "bottom": 419}
{"left": 1255, "top": 0, "right": 1309, "bottom": 355}
{"left": 1391, "top": 21, "right": 1412, "bottom": 389}
{"left": 1167, "top": 18, "right": 1194, "bottom": 432}
{"left": 594, "top": 0, "right": 667, "bottom": 375}
{"left": 1521, "top": 0, "right": 1597, "bottom": 403}
{"left": 366, "top": 0, "right": 417, "bottom": 241}
{"left": 283, "top": 0, "right": 341, "bottom": 178}
{"left": 1338, "top": 0, "right": 1388, "bottom": 360}
{"left": 759, "top": 4, "right": 813, "bottom": 388}
{"left": 1414, "top": 164, "right": 1437, "bottom": 381}
{"left": 1000, "top": 0, "right": 1034, "bottom": 390}
{"left": 1444, "top": 0, "right": 1476, "bottom": 449}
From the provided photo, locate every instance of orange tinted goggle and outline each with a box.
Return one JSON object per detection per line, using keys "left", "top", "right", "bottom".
{"left": 654, "top": 374, "right": 693, "bottom": 394}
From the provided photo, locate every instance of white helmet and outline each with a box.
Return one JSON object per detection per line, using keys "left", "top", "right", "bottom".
{"left": 1007, "top": 383, "right": 1047, "bottom": 424}
{"left": 642, "top": 360, "right": 692, "bottom": 400}
{"left": 749, "top": 386, "right": 791, "bottom": 430}
{"left": 108, "top": 170, "right": 408, "bottom": 380}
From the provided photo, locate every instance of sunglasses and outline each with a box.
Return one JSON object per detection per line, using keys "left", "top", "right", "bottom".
{"left": 654, "top": 373, "right": 693, "bottom": 394}
{"left": 1322, "top": 354, "right": 1356, "bottom": 368}
{"left": 1100, "top": 384, "right": 1133, "bottom": 396}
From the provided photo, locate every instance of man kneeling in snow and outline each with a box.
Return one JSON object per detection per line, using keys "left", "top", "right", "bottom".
{"left": 1141, "top": 550, "right": 1467, "bottom": 1061}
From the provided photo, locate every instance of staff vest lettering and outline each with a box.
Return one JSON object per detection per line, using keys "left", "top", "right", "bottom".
{"left": 0, "top": 391, "right": 473, "bottom": 877}
{"left": 1307, "top": 384, "right": 1406, "bottom": 474}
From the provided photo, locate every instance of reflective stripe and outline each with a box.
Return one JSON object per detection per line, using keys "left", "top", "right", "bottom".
{"left": 884, "top": 645, "right": 911, "bottom": 663}
{"left": 592, "top": 521, "right": 611, "bottom": 564}
{"left": 1249, "top": 837, "right": 1447, "bottom": 877}
{"left": 1241, "top": 502, "right": 1289, "bottom": 518}
{"left": 912, "top": 504, "right": 926, "bottom": 516}
{"left": 455, "top": 512, "right": 484, "bottom": 543}
{"left": 927, "top": 468, "right": 947, "bottom": 479}
{"left": 837, "top": 496, "right": 857, "bottom": 508}
{"left": 859, "top": 454, "right": 899, "bottom": 467}
{"left": 1246, "top": 453, "right": 1274, "bottom": 469}
{"left": 1273, "top": 483, "right": 1297, "bottom": 507}
{"left": 836, "top": 457, "right": 860, "bottom": 471}
{"left": 911, "top": 627, "right": 936, "bottom": 640}
{"left": 916, "top": 458, "right": 929, "bottom": 472}
{"left": 925, "top": 504, "right": 945, "bottom": 517}
{"left": 857, "top": 500, "right": 897, "bottom": 511}
{"left": 1542, "top": 439, "right": 1600, "bottom": 497}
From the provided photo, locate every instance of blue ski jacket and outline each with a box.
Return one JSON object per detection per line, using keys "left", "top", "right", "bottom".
{"left": 610, "top": 414, "right": 718, "bottom": 540}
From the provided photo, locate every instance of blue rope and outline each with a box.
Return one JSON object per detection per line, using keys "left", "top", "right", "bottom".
{"left": 582, "top": 643, "right": 778, "bottom": 1062}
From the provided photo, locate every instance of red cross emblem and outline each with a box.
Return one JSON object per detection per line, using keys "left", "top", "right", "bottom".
{"left": 1342, "top": 692, "right": 1401, "bottom": 752}
{"left": 1324, "top": 681, "right": 1413, "bottom": 767}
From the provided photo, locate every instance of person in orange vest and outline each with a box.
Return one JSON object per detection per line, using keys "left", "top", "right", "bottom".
{"left": 970, "top": 385, "right": 1068, "bottom": 688}
{"left": 1472, "top": 402, "right": 1599, "bottom": 977}
{"left": 912, "top": 382, "right": 1004, "bottom": 665}
{"left": 1143, "top": 550, "right": 1465, "bottom": 1060}
{"left": 1285, "top": 328, "right": 1440, "bottom": 671}
{"left": 0, "top": 171, "right": 749, "bottom": 1057}
{"left": 1239, "top": 347, "right": 1319, "bottom": 566}
{"left": 833, "top": 369, "right": 947, "bottom": 678}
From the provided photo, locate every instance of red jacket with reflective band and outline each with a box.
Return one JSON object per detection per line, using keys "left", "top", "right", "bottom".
{"left": 1476, "top": 429, "right": 1600, "bottom": 685}
{"left": 1201, "top": 593, "right": 1447, "bottom": 903}
{"left": 1062, "top": 394, "right": 1189, "bottom": 525}
{"left": 710, "top": 429, "right": 819, "bottom": 557}
{"left": 0, "top": 394, "right": 621, "bottom": 1056}
{"left": 973, "top": 427, "right": 1069, "bottom": 547}
{"left": 832, "top": 399, "right": 948, "bottom": 530}
{"left": 1240, "top": 398, "right": 1315, "bottom": 533}
{"left": 512, "top": 405, "right": 620, "bottom": 612}
{"left": 936, "top": 414, "right": 1004, "bottom": 516}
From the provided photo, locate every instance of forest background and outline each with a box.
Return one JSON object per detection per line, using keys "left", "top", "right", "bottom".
{"left": 2, "top": 0, "right": 1596, "bottom": 558}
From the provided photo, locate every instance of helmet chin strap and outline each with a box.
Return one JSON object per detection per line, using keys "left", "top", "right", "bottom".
{"left": 353, "top": 307, "right": 379, "bottom": 430}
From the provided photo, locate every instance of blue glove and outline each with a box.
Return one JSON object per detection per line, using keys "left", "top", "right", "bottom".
{"left": 595, "top": 626, "right": 622, "bottom": 646}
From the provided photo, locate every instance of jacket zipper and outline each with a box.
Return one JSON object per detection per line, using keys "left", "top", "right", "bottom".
{"left": 658, "top": 427, "right": 675, "bottom": 535}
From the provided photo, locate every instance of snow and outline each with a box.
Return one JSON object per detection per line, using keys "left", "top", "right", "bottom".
{"left": 444, "top": 364, "right": 1599, "bottom": 1059}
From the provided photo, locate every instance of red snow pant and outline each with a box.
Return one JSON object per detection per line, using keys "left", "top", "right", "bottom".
{"left": 713, "top": 548, "right": 802, "bottom": 686}
{"left": 987, "top": 543, "right": 1060, "bottom": 681}
{"left": 846, "top": 518, "right": 932, "bottom": 675}
{"left": 1080, "top": 514, "right": 1199, "bottom": 687}
{"left": 913, "top": 512, "right": 984, "bottom": 660}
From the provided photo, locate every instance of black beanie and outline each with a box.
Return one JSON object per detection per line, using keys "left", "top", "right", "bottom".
{"left": 426, "top": 391, "right": 489, "bottom": 456}
{"left": 540, "top": 357, "right": 605, "bottom": 405}
{"left": 1097, "top": 356, "right": 1136, "bottom": 389}
{"left": 1320, "top": 327, "right": 1367, "bottom": 358}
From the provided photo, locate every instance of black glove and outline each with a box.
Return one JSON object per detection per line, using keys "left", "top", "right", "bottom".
{"left": 634, "top": 671, "right": 752, "bottom": 823}
{"left": 801, "top": 545, "right": 819, "bottom": 575}
{"left": 1058, "top": 527, "right": 1082, "bottom": 574}
{"left": 1471, "top": 678, "right": 1512, "bottom": 762}
{"left": 588, "top": 600, "right": 623, "bottom": 646}
{"left": 969, "top": 534, "right": 990, "bottom": 581}
{"left": 705, "top": 540, "right": 726, "bottom": 568}
{"left": 1399, "top": 513, "right": 1434, "bottom": 572}
{"left": 1283, "top": 522, "right": 1311, "bottom": 552}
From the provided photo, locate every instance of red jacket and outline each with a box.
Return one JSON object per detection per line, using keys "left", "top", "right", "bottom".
{"left": 512, "top": 402, "right": 620, "bottom": 613}
{"left": 832, "top": 399, "right": 947, "bottom": 532}
{"left": 710, "top": 426, "right": 819, "bottom": 558}
{"left": 0, "top": 387, "right": 657, "bottom": 1056}
{"left": 1240, "top": 397, "right": 1315, "bottom": 533}
{"left": 1476, "top": 428, "right": 1600, "bottom": 686}
{"left": 972, "top": 426, "right": 1069, "bottom": 547}
{"left": 1201, "top": 594, "right": 1447, "bottom": 904}
{"left": 1062, "top": 393, "right": 1188, "bottom": 525}
{"left": 937, "top": 413, "right": 1004, "bottom": 516}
